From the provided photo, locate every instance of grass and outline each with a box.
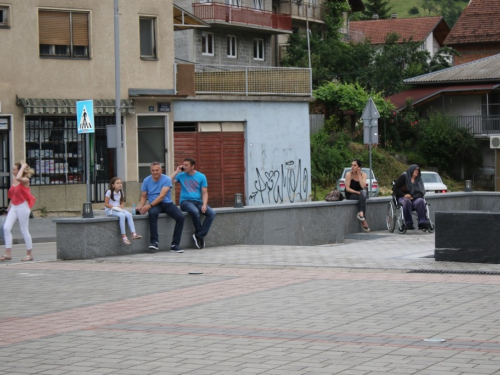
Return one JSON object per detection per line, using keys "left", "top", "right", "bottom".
{"left": 387, "top": 0, "right": 468, "bottom": 19}
{"left": 311, "top": 142, "right": 473, "bottom": 201}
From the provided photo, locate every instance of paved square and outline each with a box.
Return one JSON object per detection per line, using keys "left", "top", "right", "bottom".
{"left": 1, "top": 232, "right": 500, "bottom": 374}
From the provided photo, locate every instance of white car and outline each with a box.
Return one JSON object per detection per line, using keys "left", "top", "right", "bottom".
{"left": 336, "top": 167, "right": 379, "bottom": 197}
{"left": 421, "top": 171, "right": 448, "bottom": 194}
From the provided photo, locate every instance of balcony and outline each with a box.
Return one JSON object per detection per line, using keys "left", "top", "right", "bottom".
{"left": 192, "top": 3, "right": 292, "bottom": 31}
{"left": 453, "top": 115, "right": 500, "bottom": 135}
{"left": 279, "top": 0, "right": 324, "bottom": 23}
{"left": 177, "top": 64, "right": 311, "bottom": 96}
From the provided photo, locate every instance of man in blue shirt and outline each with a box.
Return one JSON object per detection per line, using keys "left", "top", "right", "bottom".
{"left": 137, "top": 162, "right": 184, "bottom": 253}
{"left": 171, "top": 158, "right": 216, "bottom": 249}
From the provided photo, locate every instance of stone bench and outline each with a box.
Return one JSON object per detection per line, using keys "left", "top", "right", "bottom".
{"left": 435, "top": 211, "right": 500, "bottom": 264}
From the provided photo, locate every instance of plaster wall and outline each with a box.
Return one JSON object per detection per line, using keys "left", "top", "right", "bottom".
{"left": 172, "top": 100, "right": 311, "bottom": 205}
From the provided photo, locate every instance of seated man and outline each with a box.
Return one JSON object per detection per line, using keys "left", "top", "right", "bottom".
{"left": 393, "top": 164, "right": 429, "bottom": 230}
{"left": 137, "top": 162, "right": 185, "bottom": 253}
{"left": 171, "top": 158, "right": 216, "bottom": 249}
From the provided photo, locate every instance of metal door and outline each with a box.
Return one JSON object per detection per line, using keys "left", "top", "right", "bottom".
{"left": 0, "top": 119, "right": 10, "bottom": 208}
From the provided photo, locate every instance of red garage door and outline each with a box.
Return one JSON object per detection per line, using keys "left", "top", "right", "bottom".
{"left": 173, "top": 131, "right": 245, "bottom": 207}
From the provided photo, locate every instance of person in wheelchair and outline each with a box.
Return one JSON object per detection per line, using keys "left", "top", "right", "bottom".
{"left": 393, "top": 164, "right": 430, "bottom": 230}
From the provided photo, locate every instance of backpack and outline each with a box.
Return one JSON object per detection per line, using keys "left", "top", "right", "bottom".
{"left": 325, "top": 189, "right": 344, "bottom": 202}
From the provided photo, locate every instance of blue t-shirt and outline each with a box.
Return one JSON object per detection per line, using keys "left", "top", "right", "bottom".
{"left": 176, "top": 171, "right": 207, "bottom": 203}
{"left": 141, "top": 174, "right": 173, "bottom": 204}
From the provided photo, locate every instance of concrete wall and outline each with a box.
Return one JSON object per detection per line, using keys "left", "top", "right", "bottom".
{"left": 54, "top": 192, "right": 500, "bottom": 259}
{"left": 172, "top": 99, "right": 311, "bottom": 205}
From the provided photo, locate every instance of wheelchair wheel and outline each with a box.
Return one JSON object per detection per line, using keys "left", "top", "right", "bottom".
{"left": 396, "top": 210, "right": 407, "bottom": 234}
{"left": 386, "top": 202, "right": 396, "bottom": 232}
{"left": 427, "top": 220, "right": 435, "bottom": 233}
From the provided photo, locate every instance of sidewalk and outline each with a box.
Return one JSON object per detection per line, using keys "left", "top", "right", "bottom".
{"left": 2, "top": 222, "right": 500, "bottom": 374}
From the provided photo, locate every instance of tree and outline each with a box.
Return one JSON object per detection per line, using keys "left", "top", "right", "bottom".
{"left": 313, "top": 82, "right": 394, "bottom": 133}
{"left": 441, "top": 0, "right": 464, "bottom": 28}
{"left": 361, "top": 0, "right": 393, "bottom": 19}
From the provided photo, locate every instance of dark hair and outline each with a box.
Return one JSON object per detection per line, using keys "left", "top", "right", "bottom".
{"left": 184, "top": 157, "right": 196, "bottom": 166}
{"left": 108, "top": 177, "right": 124, "bottom": 204}
{"left": 352, "top": 159, "right": 362, "bottom": 168}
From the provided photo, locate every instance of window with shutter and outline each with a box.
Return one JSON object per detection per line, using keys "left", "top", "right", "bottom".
{"left": 39, "top": 10, "right": 89, "bottom": 58}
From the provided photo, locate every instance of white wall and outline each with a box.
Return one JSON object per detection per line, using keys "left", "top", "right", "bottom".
{"left": 173, "top": 100, "right": 311, "bottom": 205}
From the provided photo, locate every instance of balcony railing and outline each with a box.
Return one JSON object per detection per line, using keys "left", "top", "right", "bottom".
{"left": 452, "top": 115, "right": 500, "bottom": 135}
{"left": 189, "top": 64, "right": 311, "bottom": 96}
{"left": 193, "top": 3, "right": 292, "bottom": 31}
{"left": 279, "top": 1, "right": 324, "bottom": 22}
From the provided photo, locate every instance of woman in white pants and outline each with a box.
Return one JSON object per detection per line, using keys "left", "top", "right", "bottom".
{"left": 1, "top": 161, "right": 36, "bottom": 262}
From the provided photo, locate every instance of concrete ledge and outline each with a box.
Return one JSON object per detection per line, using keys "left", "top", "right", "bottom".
{"left": 54, "top": 192, "right": 500, "bottom": 260}
{"left": 435, "top": 210, "right": 500, "bottom": 264}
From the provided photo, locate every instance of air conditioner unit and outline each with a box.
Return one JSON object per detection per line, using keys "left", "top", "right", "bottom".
{"left": 491, "top": 136, "right": 500, "bottom": 149}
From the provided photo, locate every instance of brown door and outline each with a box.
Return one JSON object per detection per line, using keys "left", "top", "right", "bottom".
{"left": 173, "top": 132, "right": 244, "bottom": 207}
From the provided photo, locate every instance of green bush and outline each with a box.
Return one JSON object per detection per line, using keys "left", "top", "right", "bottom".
{"left": 408, "top": 6, "right": 420, "bottom": 15}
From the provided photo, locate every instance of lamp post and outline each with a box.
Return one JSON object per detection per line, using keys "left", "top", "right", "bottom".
{"left": 114, "top": 0, "right": 125, "bottom": 179}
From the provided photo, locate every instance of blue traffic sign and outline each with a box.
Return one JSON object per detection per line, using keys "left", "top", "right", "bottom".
{"left": 76, "top": 100, "right": 95, "bottom": 134}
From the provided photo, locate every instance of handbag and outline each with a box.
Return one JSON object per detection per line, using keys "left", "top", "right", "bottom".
{"left": 325, "top": 189, "right": 344, "bottom": 202}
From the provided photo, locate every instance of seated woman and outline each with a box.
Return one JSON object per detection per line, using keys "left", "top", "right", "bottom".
{"left": 394, "top": 164, "right": 429, "bottom": 230}
{"left": 345, "top": 159, "right": 370, "bottom": 232}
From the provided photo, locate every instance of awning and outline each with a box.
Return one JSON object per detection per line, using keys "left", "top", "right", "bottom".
{"left": 174, "top": 4, "right": 209, "bottom": 30}
{"left": 16, "top": 97, "right": 135, "bottom": 115}
{"left": 386, "top": 84, "right": 500, "bottom": 111}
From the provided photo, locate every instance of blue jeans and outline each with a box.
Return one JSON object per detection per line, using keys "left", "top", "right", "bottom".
{"left": 148, "top": 202, "right": 184, "bottom": 246}
{"left": 180, "top": 200, "right": 216, "bottom": 238}
{"left": 398, "top": 197, "right": 428, "bottom": 225}
{"left": 107, "top": 209, "right": 136, "bottom": 235}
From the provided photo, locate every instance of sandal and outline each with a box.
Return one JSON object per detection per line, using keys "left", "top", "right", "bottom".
{"left": 0, "top": 255, "right": 12, "bottom": 261}
{"left": 131, "top": 233, "right": 142, "bottom": 240}
{"left": 21, "top": 256, "right": 33, "bottom": 261}
{"left": 122, "top": 237, "right": 131, "bottom": 245}
{"left": 356, "top": 213, "right": 366, "bottom": 221}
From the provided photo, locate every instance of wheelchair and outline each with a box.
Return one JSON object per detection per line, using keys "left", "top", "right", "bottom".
{"left": 385, "top": 186, "right": 435, "bottom": 234}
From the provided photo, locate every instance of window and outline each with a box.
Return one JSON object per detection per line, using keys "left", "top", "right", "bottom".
{"left": 227, "top": 35, "right": 237, "bottom": 58}
{"left": 226, "top": 0, "right": 241, "bottom": 6}
{"left": 202, "top": 32, "right": 214, "bottom": 55}
{"left": 140, "top": 17, "right": 157, "bottom": 59}
{"left": 254, "top": 0, "right": 263, "bottom": 10}
{"left": 253, "top": 39, "right": 264, "bottom": 60}
{"left": 25, "top": 117, "right": 85, "bottom": 185}
{"left": 0, "top": 5, "right": 10, "bottom": 28}
{"left": 39, "top": 10, "right": 89, "bottom": 58}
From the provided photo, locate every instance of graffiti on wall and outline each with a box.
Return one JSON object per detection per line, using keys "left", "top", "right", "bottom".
{"left": 249, "top": 159, "right": 309, "bottom": 204}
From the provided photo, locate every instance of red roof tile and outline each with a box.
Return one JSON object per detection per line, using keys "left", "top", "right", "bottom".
{"left": 445, "top": 0, "right": 500, "bottom": 45}
{"left": 349, "top": 16, "right": 449, "bottom": 45}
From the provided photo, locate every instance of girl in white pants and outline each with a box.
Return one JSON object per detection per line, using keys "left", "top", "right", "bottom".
{"left": 1, "top": 162, "right": 36, "bottom": 262}
{"left": 105, "top": 177, "right": 142, "bottom": 245}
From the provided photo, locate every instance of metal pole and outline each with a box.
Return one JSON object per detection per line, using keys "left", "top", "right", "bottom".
{"left": 306, "top": 9, "right": 312, "bottom": 95}
{"left": 86, "top": 134, "right": 91, "bottom": 202}
{"left": 114, "top": 0, "right": 125, "bottom": 179}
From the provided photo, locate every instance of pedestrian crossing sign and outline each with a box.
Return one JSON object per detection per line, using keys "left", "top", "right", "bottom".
{"left": 76, "top": 100, "right": 95, "bottom": 134}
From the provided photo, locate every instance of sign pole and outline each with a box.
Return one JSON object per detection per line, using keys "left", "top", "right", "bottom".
{"left": 114, "top": 0, "right": 125, "bottom": 180}
{"left": 86, "top": 134, "right": 91, "bottom": 202}
{"left": 362, "top": 97, "right": 380, "bottom": 199}
{"left": 77, "top": 100, "right": 95, "bottom": 204}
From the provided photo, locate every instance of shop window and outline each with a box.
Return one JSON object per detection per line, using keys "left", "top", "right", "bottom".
{"left": 0, "top": 5, "right": 11, "bottom": 28}
{"left": 202, "top": 31, "right": 214, "bottom": 55}
{"left": 140, "top": 17, "right": 157, "bottom": 59}
{"left": 25, "top": 117, "right": 85, "bottom": 185}
{"left": 39, "top": 10, "right": 89, "bottom": 58}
